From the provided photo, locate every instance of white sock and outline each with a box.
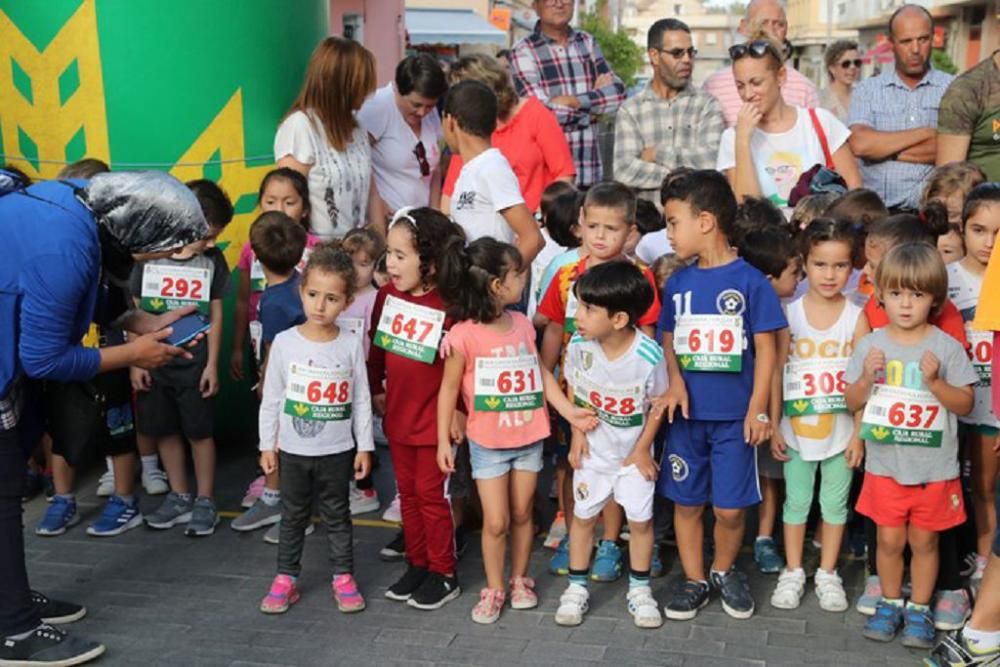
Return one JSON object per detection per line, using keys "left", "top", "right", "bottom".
{"left": 141, "top": 454, "right": 160, "bottom": 474}
{"left": 963, "top": 626, "right": 1000, "bottom": 652}
{"left": 105, "top": 457, "right": 114, "bottom": 474}
{"left": 261, "top": 488, "right": 280, "bottom": 506}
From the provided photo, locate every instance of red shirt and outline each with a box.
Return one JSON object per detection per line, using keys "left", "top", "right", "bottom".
{"left": 443, "top": 96, "right": 575, "bottom": 212}
{"left": 863, "top": 296, "right": 969, "bottom": 349}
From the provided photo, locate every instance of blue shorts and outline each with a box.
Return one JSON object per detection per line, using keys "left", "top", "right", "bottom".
{"left": 468, "top": 440, "right": 544, "bottom": 480}
{"left": 658, "top": 417, "right": 761, "bottom": 509}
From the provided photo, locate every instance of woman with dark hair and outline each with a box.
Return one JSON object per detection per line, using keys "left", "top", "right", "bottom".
{"left": 819, "top": 40, "right": 862, "bottom": 123}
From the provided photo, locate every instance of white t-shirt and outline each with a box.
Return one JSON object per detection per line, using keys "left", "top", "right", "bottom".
{"left": 635, "top": 232, "right": 673, "bottom": 265}
{"left": 947, "top": 261, "right": 996, "bottom": 426}
{"left": 273, "top": 111, "right": 371, "bottom": 240}
{"left": 451, "top": 148, "right": 525, "bottom": 244}
{"left": 357, "top": 83, "right": 442, "bottom": 212}
{"left": 716, "top": 107, "right": 850, "bottom": 208}
{"left": 528, "top": 227, "right": 567, "bottom": 320}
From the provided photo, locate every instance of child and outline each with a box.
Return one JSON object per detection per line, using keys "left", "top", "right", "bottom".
{"left": 769, "top": 218, "right": 865, "bottom": 611}
{"left": 529, "top": 181, "right": 579, "bottom": 324}
{"left": 790, "top": 192, "right": 838, "bottom": 233}
{"left": 368, "top": 207, "right": 466, "bottom": 610}
{"left": 731, "top": 196, "right": 786, "bottom": 247}
{"left": 626, "top": 198, "right": 665, "bottom": 260}
{"left": 922, "top": 162, "right": 988, "bottom": 227}
{"left": 824, "top": 188, "right": 890, "bottom": 301}
{"left": 658, "top": 169, "right": 787, "bottom": 621}
{"left": 846, "top": 242, "right": 977, "bottom": 648}
{"left": 257, "top": 245, "right": 373, "bottom": 614}
{"left": 553, "top": 262, "right": 668, "bottom": 628}
{"left": 132, "top": 180, "right": 232, "bottom": 537}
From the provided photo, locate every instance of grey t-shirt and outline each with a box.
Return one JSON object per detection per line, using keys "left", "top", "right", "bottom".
{"left": 846, "top": 326, "right": 978, "bottom": 484}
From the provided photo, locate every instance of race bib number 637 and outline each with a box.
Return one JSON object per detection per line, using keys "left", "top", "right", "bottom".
{"left": 860, "top": 384, "right": 945, "bottom": 447}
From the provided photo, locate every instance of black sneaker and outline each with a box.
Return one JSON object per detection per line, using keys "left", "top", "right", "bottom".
{"left": 30, "top": 591, "right": 86, "bottom": 625}
{"left": 664, "top": 579, "right": 710, "bottom": 620}
{"left": 0, "top": 624, "right": 104, "bottom": 666}
{"left": 379, "top": 530, "right": 406, "bottom": 562}
{"left": 406, "top": 572, "right": 461, "bottom": 610}
{"left": 385, "top": 565, "right": 428, "bottom": 601}
{"left": 710, "top": 568, "right": 755, "bottom": 619}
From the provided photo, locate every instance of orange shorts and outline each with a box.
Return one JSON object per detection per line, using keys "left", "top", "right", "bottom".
{"left": 855, "top": 472, "right": 966, "bottom": 532}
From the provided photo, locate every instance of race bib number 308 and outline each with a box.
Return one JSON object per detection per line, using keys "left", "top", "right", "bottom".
{"left": 968, "top": 328, "right": 992, "bottom": 384}
{"left": 571, "top": 369, "right": 643, "bottom": 428}
{"left": 473, "top": 356, "right": 544, "bottom": 412}
{"left": 673, "top": 315, "right": 742, "bottom": 372}
{"left": 374, "top": 296, "right": 445, "bottom": 364}
{"left": 141, "top": 264, "right": 211, "bottom": 314}
{"left": 783, "top": 358, "right": 848, "bottom": 416}
{"left": 860, "top": 384, "right": 945, "bottom": 448}
{"left": 284, "top": 364, "right": 352, "bottom": 421}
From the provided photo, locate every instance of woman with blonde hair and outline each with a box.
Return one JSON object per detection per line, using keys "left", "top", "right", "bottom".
{"left": 819, "top": 40, "right": 862, "bottom": 123}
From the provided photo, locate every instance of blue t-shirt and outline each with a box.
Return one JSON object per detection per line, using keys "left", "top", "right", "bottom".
{"left": 659, "top": 258, "right": 787, "bottom": 421}
{"left": 260, "top": 273, "right": 305, "bottom": 346}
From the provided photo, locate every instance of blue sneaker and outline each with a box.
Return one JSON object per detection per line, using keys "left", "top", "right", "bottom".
{"left": 35, "top": 496, "right": 79, "bottom": 536}
{"left": 591, "top": 540, "right": 623, "bottom": 582}
{"left": 753, "top": 537, "right": 784, "bottom": 574}
{"left": 651, "top": 546, "right": 665, "bottom": 578}
{"left": 902, "top": 605, "right": 937, "bottom": 649}
{"left": 87, "top": 496, "right": 143, "bottom": 537}
{"left": 549, "top": 536, "right": 570, "bottom": 575}
{"left": 863, "top": 600, "right": 904, "bottom": 642}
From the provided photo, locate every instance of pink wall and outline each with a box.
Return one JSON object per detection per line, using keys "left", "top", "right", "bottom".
{"left": 329, "top": 0, "right": 405, "bottom": 86}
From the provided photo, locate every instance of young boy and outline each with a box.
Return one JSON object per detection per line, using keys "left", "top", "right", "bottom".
{"left": 658, "top": 170, "right": 787, "bottom": 620}
{"left": 554, "top": 262, "right": 668, "bottom": 629}
{"left": 132, "top": 180, "right": 231, "bottom": 537}
{"left": 537, "top": 181, "right": 662, "bottom": 579}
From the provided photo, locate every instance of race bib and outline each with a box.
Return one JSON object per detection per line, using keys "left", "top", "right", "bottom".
{"left": 250, "top": 258, "right": 266, "bottom": 292}
{"left": 968, "top": 326, "right": 992, "bottom": 385}
{"left": 141, "top": 264, "right": 211, "bottom": 315}
{"left": 673, "top": 314, "right": 743, "bottom": 372}
{"left": 783, "top": 358, "right": 848, "bottom": 416}
{"left": 284, "top": 364, "right": 352, "bottom": 421}
{"left": 337, "top": 317, "right": 364, "bottom": 339}
{"left": 564, "top": 289, "right": 579, "bottom": 334}
{"left": 860, "top": 384, "right": 945, "bottom": 448}
{"left": 374, "top": 295, "right": 445, "bottom": 364}
{"left": 571, "top": 368, "right": 644, "bottom": 428}
{"left": 249, "top": 321, "right": 263, "bottom": 363}
{"left": 473, "top": 355, "right": 544, "bottom": 412}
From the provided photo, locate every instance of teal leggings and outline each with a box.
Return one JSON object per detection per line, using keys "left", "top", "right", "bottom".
{"left": 782, "top": 447, "right": 851, "bottom": 525}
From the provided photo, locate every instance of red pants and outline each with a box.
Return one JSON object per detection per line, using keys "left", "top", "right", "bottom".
{"left": 389, "top": 442, "right": 455, "bottom": 575}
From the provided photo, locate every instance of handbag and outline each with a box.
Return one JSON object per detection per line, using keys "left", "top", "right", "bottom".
{"left": 787, "top": 109, "right": 848, "bottom": 207}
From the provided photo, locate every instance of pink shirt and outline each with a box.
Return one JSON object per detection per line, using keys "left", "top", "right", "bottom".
{"left": 703, "top": 65, "right": 819, "bottom": 127}
{"left": 237, "top": 234, "right": 321, "bottom": 323}
{"left": 341, "top": 287, "right": 377, "bottom": 357}
{"left": 445, "top": 313, "right": 551, "bottom": 449}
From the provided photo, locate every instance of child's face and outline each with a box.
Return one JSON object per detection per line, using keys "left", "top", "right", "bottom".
{"left": 261, "top": 178, "right": 307, "bottom": 223}
{"left": 863, "top": 235, "right": 889, "bottom": 281}
{"left": 770, "top": 257, "right": 800, "bottom": 299}
{"left": 352, "top": 250, "right": 376, "bottom": 290}
{"left": 963, "top": 203, "right": 1000, "bottom": 269}
{"left": 573, "top": 297, "right": 624, "bottom": 341}
{"left": 441, "top": 115, "right": 459, "bottom": 152}
{"left": 881, "top": 285, "right": 935, "bottom": 332}
{"left": 663, "top": 199, "right": 702, "bottom": 261}
{"left": 173, "top": 225, "right": 223, "bottom": 258}
{"left": 804, "top": 240, "right": 852, "bottom": 299}
{"left": 385, "top": 224, "right": 424, "bottom": 293}
{"left": 300, "top": 269, "right": 351, "bottom": 327}
{"left": 495, "top": 266, "right": 528, "bottom": 308}
{"left": 936, "top": 229, "right": 964, "bottom": 264}
{"left": 579, "top": 205, "right": 633, "bottom": 262}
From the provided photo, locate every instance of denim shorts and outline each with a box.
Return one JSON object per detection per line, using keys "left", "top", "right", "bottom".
{"left": 468, "top": 440, "right": 544, "bottom": 480}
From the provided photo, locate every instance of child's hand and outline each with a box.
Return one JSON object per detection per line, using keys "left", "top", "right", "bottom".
{"left": 200, "top": 365, "right": 219, "bottom": 398}
{"left": 354, "top": 451, "right": 372, "bottom": 480}
{"left": 438, "top": 337, "right": 454, "bottom": 359}
{"left": 661, "top": 382, "right": 689, "bottom": 424}
{"left": 373, "top": 393, "right": 387, "bottom": 416}
{"left": 863, "top": 347, "right": 886, "bottom": 384}
{"left": 624, "top": 450, "right": 659, "bottom": 482}
{"left": 920, "top": 351, "right": 941, "bottom": 383}
{"left": 743, "top": 407, "right": 772, "bottom": 446}
{"left": 568, "top": 406, "right": 599, "bottom": 433}
{"left": 770, "top": 430, "right": 790, "bottom": 462}
{"left": 449, "top": 411, "right": 467, "bottom": 444}
{"left": 845, "top": 437, "right": 865, "bottom": 469}
{"left": 130, "top": 367, "right": 152, "bottom": 392}
{"left": 568, "top": 435, "right": 589, "bottom": 470}
{"left": 229, "top": 348, "right": 244, "bottom": 381}
{"left": 436, "top": 442, "right": 456, "bottom": 474}
{"left": 260, "top": 449, "right": 278, "bottom": 474}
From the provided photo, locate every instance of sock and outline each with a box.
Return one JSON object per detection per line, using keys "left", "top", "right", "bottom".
{"left": 755, "top": 536, "right": 772, "bottom": 543}
{"left": 568, "top": 568, "right": 589, "bottom": 588}
{"left": 176, "top": 492, "right": 193, "bottom": 502}
{"left": 118, "top": 494, "right": 136, "bottom": 506}
{"left": 710, "top": 568, "right": 729, "bottom": 580}
{"left": 105, "top": 456, "right": 114, "bottom": 474}
{"left": 141, "top": 454, "right": 160, "bottom": 474}
{"left": 906, "top": 601, "right": 930, "bottom": 613}
{"left": 261, "top": 488, "right": 280, "bottom": 506}
{"left": 884, "top": 597, "right": 904, "bottom": 608}
{"left": 54, "top": 493, "right": 75, "bottom": 502}
{"left": 962, "top": 626, "right": 1000, "bottom": 653}
{"left": 628, "top": 568, "right": 650, "bottom": 590}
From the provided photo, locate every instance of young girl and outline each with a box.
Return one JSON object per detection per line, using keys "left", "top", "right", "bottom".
{"left": 770, "top": 219, "right": 865, "bottom": 612}
{"left": 258, "top": 245, "right": 373, "bottom": 614}
{"left": 846, "top": 242, "right": 977, "bottom": 648}
{"left": 368, "top": 207, "right": 466, "bottom": 610}
{"left": 922, "top": 163, "right": 987, "bottom": 265}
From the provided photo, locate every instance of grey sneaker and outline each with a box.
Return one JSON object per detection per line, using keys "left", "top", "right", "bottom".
{"left": 263, "top": 519, "right": 315, "bottom": 544}
{"left": 144, "top": 492, "right": 194, "bottom": 529}
{"left": 231, "top": 498, "right": 281, "bottom": 532}
{"left": 185, "top": 497, "right": 219, "bottom": 537}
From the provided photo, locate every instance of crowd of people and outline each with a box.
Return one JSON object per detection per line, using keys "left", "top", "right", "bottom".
{"left": 1, "top": 0, "right": 999, "bottom": 665}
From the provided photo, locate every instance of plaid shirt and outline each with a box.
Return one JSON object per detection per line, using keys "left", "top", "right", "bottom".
{"left": 847, "top": 67, "right": 954, "bottom": 209}
{"left": 613, "top": 84, "right": 725, "bottom": 201}
{"left": 511, "top": 22, "right": 626, "bottom": 187}
{"left": 0, "top": 376, "right": 22, "bottom": 431}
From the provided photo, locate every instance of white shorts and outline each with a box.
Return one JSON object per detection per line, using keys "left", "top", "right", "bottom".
{"left": 572, "top": 464, "right": 654, "bottom": 523}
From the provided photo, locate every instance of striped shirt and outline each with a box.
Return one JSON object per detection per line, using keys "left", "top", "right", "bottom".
{"left": 703, "top": 64, "right": 819, "bottom": 127}
{"left": 511, "top": 22, "right": 627, "bottom": 187}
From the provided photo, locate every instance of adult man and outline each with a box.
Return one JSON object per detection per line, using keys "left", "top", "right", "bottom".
{"left": 614, "top": 19, "right": 724, "bottom": 204}
{"left": 847, "top": 5, "right": 953, "bottom": 211}
{"left": 937, "top": 49, "right": 1000, "bottom": 181}
{"left": 702, "top": 0, "right": 818, "bottom": 127}
{"left": 510, "top": 0, "right": 626, "bottom": 188}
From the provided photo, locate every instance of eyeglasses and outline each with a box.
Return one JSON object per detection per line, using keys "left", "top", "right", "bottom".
{"left": 728, "top": 40, "right": 780, "bottom": 61}
{"left": 413, "top": 141, "right": 430, "bottom": 177}
{"left": 839, "top": 59, "right": 862, "bottom": 69}
{"left": 655, "top": 46, "right": 698, "bottom": 59}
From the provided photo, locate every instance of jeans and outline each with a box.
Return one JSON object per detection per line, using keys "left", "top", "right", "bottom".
{"left": 0, "top": 426, "right": 38, "bottom": 636}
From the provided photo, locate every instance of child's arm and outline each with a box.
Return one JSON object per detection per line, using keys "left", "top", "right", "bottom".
{"left": 540, "top": 321, "right": 563, "bottom": 372}
{"left": 921, "top": 351, "right": 975, "bottom": 416}
{"left": 659, "top": 332, "right": 688, "bottom": 422}
{"left": 541, "top": 365, "right": 598, "bottom": 432}
{"left": 853, "top": 311, "right": 871, "bottom": 347}
{"left": 200, "top": 299, "right": 223, "bottom": 398}
{"left": 744, "top": 330, "right": 777, "bottom": 446}
{"left": 501, "top": 203, "right": 544, "bottom": 266}
{"left": 770, "top": 328, "right": 791, "bottom": 461}
{"left": 436, "top": 352, "right": 465, "bottom": 474}
{"left": 258, "top": 340, "right": 286, "bottom": 474}
{"left": 623, "top": 410, "right": 663, "bottom": 481}
{"left": 351, "top": 338, "right": 375, "bottom": 479}
{"left": 230, "top": 270, "right": 251, "bottom": 381}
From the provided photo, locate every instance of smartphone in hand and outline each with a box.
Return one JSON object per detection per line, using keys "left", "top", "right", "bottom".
{"left": 164, "top": 313, "right": 211, "bottom": 347}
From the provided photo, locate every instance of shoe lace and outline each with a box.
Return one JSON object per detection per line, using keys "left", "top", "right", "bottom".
{"left": 775, "top": 571, "right": 804, "bottom": 594}
{"left": 676, "top": 580, "right": 707, "bottom": 602}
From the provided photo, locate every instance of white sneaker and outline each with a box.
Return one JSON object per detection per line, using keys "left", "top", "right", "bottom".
{"left": 96, "top": 471, "right": 115, "bottom": 497}
{"left": 382, "top": 493, "right": 402, "bottom": 523}
{"left": 626, "top": 586, "right": 662, "bottom": 628}
{"left": 349, "top": 483, "right": 380, "bottom": 516}
{"left": 141, "top": 469, "right": 169, "bottom": 496}
{"left": 770, "top": 568, "right": 806, "bottom": 610}
{"left": 554, "top": 583, "right": 589, "bottom": 626}
{"left": 814, "top": 569, "right": 848, "bottom": 612}
{"left": 544, "top": 513, "right": 567, "bottom": 550}
{"left": 263, "top": 520, "right": 315, "bottom": 544}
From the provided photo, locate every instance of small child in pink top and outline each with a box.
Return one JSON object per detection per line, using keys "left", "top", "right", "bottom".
{"left": 339, "top": 228, "right": 385, "bottom": 357}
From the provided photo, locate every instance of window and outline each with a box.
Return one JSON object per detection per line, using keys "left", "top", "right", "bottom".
{"left": 343, "top": 13, "right": 363, "bottom": 42}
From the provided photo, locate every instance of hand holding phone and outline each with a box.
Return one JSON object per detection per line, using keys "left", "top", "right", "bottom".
{"left": 164, "top": 313, "right": 211, "bottom": 347}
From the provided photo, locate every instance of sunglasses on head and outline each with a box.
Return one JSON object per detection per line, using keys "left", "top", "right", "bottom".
{"left": 728, "top": 40, "right": 779, "bottom": 61}
{"left": 839, "top": 59, "right": 863, "bottom": 69}
{"left": 413, "top": 141, "right": 430, "bottom": 177}
{"left": 655, "top": 46, "right": 698, "bottom": 59}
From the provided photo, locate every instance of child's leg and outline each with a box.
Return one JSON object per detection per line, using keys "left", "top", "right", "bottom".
{"left": 476, "top": 474, "right": 511, "bottom": 591}
{"left": 711, "top": 507, "right": 746, "bottom": 573}
{"left": 265, "top": 470, "right": 280, "bottom": 492}
{"left": 50, "top": 454, "right": 75, "bottom": 496}
{"left": 559, "top": 460, "right": 574, "bottom": 523}
{"left": 781, "top": 449, "right": 819, "bottom": 571}
{"left": 817, "top": 453, "right": 851, "bottom": 572}
{"left": 875, "top": 525, "right": 908, "bottom": 599}
{"left": 277, "top": 452, "right": 313, "bottom": 577}
{"left": 601, "top": 503, "right": 623, "bottom": 542}
{"left": 509, "top": 469, "right": 537, "bottom": 580}
{"left": 316, "top": 450, "right": 354, "bottom": 575}
{"left": 674, "top": 504, "right": 706, "bottom": 580}
{"left": 907, "top": 525, "right": 939, "bottom": 606}
{"left": 628, "top": 519, "right": 654, "bottom": 573}
{"left": 414, "top": 446, "right": 456, "bottom": 576}
{"left": 157, "top": 435, "right": 188, "bottom": 494}
{"left": 968, "top": 552, "right": 1000, "bottom": 631}
{"left": 971, "top": 430, "right": 1000, "bottom": 557}
{"left": 569, "top": 513, "right": 599, "bottom": 572}
{"left": 389, "top": 443, "right": 427, "bottom": 569}
{"left": 110, "top": 453, "right": 137, "bottom": 498}
{"left": 758, "top": 476, "right": 779, "bottom": 539}
{"left": 188, "top": 437, "right": 215, "bottom": 499}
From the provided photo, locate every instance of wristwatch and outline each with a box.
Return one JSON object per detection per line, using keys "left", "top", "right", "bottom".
{"left": 755, "top": 413, "right": 770, "bottom": 424}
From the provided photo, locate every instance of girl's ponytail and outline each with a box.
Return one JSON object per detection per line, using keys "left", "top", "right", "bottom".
{"left": 919, "top": 200, "right": 951, "bottom": 239}
{"left": 439, "top": 237, "right": 522, "bottom": 324}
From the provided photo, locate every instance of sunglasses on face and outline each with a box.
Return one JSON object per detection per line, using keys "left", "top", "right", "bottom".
{"left": 413, "top": 141, "right": 430, "bottom": 177}
{"left": 655, "top": 46, "right": 698, "bottom": 59}
{"left": 840, "top": 59, "right": 862, "bottom": 69}
{"left": 728, "top": 40, "right": 779, "bottom": 61}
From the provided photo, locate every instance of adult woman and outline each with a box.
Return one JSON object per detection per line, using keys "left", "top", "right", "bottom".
{"left": 441, "top": 54, "right": 575, "bottom": 214}
{"left": 716, "top": 35, "right": 862, "bottom": 209}
{"left": 275, "top": 37, "right": 377, "bottom": 239}
{"left": 819, "top": 40, "right": 862, "bottom": 123}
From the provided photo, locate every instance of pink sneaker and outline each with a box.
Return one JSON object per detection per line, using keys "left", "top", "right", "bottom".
{"left": 242, "top": 475, "right": 265, "bottom": 509}
{"left": 260, "top": 574, "right": 299, "bottom": 614}
{"left": 471, "top": 588, "right": 506, "bottom": 624}
{"left": 509, "top": 576, "right": 538, "bottom": 610}
{"left": 333, "top": 574, "right": 366, "bottom": 613}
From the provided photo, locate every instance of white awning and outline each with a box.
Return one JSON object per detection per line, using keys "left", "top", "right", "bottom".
{"left": 406, "top": 8, "right": 507, "bottom": 46}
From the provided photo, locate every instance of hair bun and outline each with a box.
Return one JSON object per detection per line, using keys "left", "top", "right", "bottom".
{"left": 920, "top": 200, "right": 951, "bottom": 237}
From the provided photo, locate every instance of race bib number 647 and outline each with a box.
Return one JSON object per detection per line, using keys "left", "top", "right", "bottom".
{"left": 374, "top": 295, "right": 445, "bottom": 364}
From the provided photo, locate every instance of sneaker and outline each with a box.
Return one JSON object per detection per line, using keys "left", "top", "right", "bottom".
{"left": 934, "top": 589, "right": 972, "bottom": 631}
{"left": 86, "top": 496, "right": 143, "bottom": 537}
{"left": 626, "top": 586, "right": 663, "bottom": 628}
{"left": 753, "top": 537, "right": 784, "bottom": 574}
{"left": 241, "top": 475, "right": 265, "bottom": 509}
{"left": 711, "top": 568, "right": 755, "bottom": 620}
{"left": 30, "top": 591, "right": 86, "bottom": 624}
{"left": 903, "top": 605, "right": 937, "bottom": 649}
{"left": 145, "top": 492, "right": 194, "bottom": 529}
{"left": 332, "top": 574, "right": 366, "bottom": 613}
{"left": 385, "top": 565, "right": 429, "bottom": 602}
{"left": 260, "top": 574, "right": 300, "bottom": 614}
{"left": 863, "top": 600, "right": 904, "bottom": 642}
{"left": 95, "top": 471, "right": 114, "bottom": 498}
{"left": 231, "top": 498, "right": 282, "bottom": 532}
{"left": 970, "top": 556, "right": 987, "bottom": 600}
{"left": 381, "top": 494, "right": 402, "bottom": 523}
{"left": 35, "top": 497, "right": 79, "bottom": 536}
{"left": 471, "top": 588, "right": 505, "bottom": 624}
{"left": 664, "top": 579, "right": 710, "bottom": 621}
{"left": 141, "top": 468, "right": 169, "bottom": 496}
{"left": 0, "top": 624, "right": 104, "bottom": 666}
{"left": 549, "top": 536, "right": 570, "bottom": 575}
{"left": 184, "top": 497, "right": 218, "bottom": 537}
{"left": 856, "top": 574, "right": 882, "bottom": 616}
{"left": 349, "top": 484, "right": 380, "bottom": 516}
{"left": 924, "top": 630, "right": 1000, "bottom": 666}
{"left": 651, "top": 545, "right": 665, "bottom": 579}
{"left": 960, "top": 553, "right": 979, "bottom": 578}
{"left": 544, "top": 512, "right": 567, "bottom": 550}
{"left": 554, "top": 583, "right": 590, "bottom": 626}
{"left": 591, "top": 540, "right": 623, "bottom": 582}
{"left": 509, "top": 576, "right": 538, "bottom": 610}
{"left": 406, "top": 572, "right": 461, "bottom": 610}
{"left": 379, "top": 530, "right": 406, "bottom": 562}
{"left": 262, "top": 520, "right": 314, "bottom": 544}
{"left": 770, "top": 568, "right": 807, "bottom": 610}
{"left": 373, "top": 415, "right": 389, "bottom": 446}
{"left": 814, "top": 569, "right": 849, "bottom": 612}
